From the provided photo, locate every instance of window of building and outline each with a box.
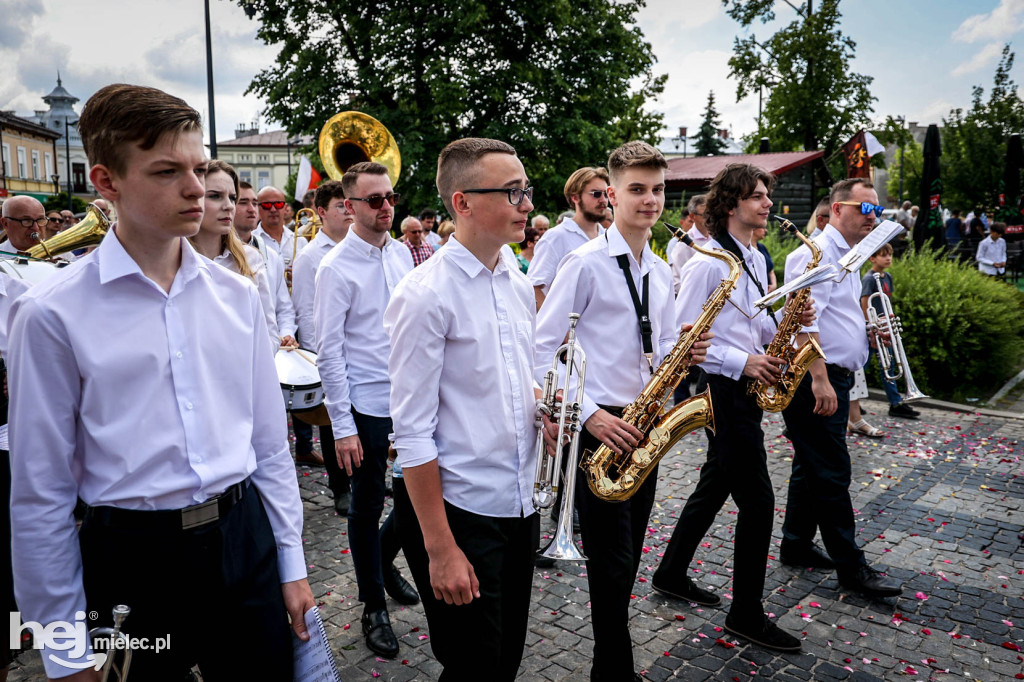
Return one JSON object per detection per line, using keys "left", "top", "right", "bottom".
{"left": 1, "top": 144, "right": 9, "bottom": 177}
{"left": 238, "top": 153, "right": 252, "bottom": 162}
{"left": 44, "top": 152, "right": 53, "bottom": 179}
{"left": 73, "top": 162, "right": 87, "bottom": 193}
{"left": 17, "top": 147, "right": 26, "bottom": 178}
{"left": 31, "top": 150, "right": 40, "bottom": 180}
{"left": 239, "top": 170, "right": 252, "bottom": 185}
{"left": 257, "top": 170, "right": 270, "bottom": 189}
{"left": 256, "top": 153, "right": 269, "bottom": 163}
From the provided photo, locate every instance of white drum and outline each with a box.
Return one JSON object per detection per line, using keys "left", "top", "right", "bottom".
{"left": 0, "top": 256, "right": 65, "bottom": 284}
{"left": 275, "top": 348, "right": 325, "bottom": 411}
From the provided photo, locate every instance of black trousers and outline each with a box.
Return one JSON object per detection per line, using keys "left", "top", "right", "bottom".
{"left": 348, "top": 410, "right": 396, "bottom": 610}
{"left": 396, "top": 482, "right": 537, "bottom": 682}
{"left": 781, "top": 364, "right": 867, "bottom": 573}
{"left": 575, "top": 421, "right": 659, "bottom": 682}
{"left": 653, "top": 374, "right": 775, "bottom": 621}
{"left": 294, "top": 419, "right": 350, "bottom": 497}
{"left": 79, "top": 483, "right": 292, "bottom": 681}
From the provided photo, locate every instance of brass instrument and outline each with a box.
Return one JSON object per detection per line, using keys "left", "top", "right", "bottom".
{"left": 89, "top": 604, "right": 132, "bottom": 682}
{"left": 291, "top": 207, "right": 321, "bottom": 269}
{"left": 747, "top": 214, "right": 826, "bottom": 412}
{"left": 27, "top": 204, "right": 109, "bottom": 260}
{"left": 866, "top": 272, "right": 927, "bottom": 403}
{"left": 533, "top": 313, "right": 587, "bottom": 561}
{"left": 580, "top": 224, "right": 740, "bottom": 502}
{"left": 318, "top": 111, "right": 401, "bottom": 186}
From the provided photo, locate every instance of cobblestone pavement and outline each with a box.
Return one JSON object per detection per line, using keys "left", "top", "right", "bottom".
{"left": 10, "top": 397, "right": 1023, "bottom": 681}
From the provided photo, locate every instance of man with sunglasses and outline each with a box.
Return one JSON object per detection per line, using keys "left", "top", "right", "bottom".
{"left": 0, "top": 196, "right": 46, "bottom": 254}
{"left": 529, "top": 166, "right": 610, "bottom": 309}
{"left": 314, "top": 162, "right": 414, "bottom": 659}
{"left": 255, "top": 186, "right": 307, "bottom": 274}
{"left": 779, "top": 178, "right": 902, "bottom": 599}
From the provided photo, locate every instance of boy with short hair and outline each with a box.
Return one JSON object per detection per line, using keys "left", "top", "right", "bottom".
{"left": 858, "top": 243, "right": 919, "bottom": 421}
{"left": 386, "top": 138, "right": 550, "bottom": 681}
{"left": 977, "top": 221, "right": 1007, "bottom": 277}
{"left": 9, "top": 83, "right": 313, "bottom": 681}
{"left": 535, "top": 141, "right": 710, "bottom": 681}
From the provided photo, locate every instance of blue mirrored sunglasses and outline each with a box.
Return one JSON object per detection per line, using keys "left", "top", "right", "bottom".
{"left": 837, "top": 201, "right": 884, "bottom": 217}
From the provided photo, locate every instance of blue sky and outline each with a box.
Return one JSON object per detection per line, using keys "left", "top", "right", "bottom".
{"left": 1, "top": 0, "right": 1020, "bottom": 145}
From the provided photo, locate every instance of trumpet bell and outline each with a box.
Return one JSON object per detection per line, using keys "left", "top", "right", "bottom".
{"left": 318, "top": 111, "right": 401, "bottom": 186}
{"left": 27, "top": 204, "right": 109, "bottom": 260}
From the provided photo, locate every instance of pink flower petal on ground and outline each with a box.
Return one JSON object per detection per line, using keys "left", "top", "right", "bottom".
{"left": 808, "top": 601, "right": 821, "bottom": 608}
{"left": 915, "top": 591, "right": 928, "bottom": 600}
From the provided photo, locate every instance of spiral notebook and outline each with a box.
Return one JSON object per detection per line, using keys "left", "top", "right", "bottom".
{"left": 293, "top": 606, "right": 341, "bottom": 682}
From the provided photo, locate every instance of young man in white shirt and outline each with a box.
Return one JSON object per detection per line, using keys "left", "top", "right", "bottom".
{"left": 657, "top": 163, "right": 808, "bottom": 652}
{"left": 781, "top": 178, "right": 902, "bottom": 598}
{"left": 291, "top": 179, "right": 352, "bottom": 510}
{"left": 535, "top": 141, "right": 709, "bottom": 682}
{"left": 314, "top": 162, "right": 418, "bottom": 659}
{"left": 976, "top": 221, "right": 1007, "bottom": 276}
{"left": 529, "top": 166, "right": 610, "bottom": 309}
{"left": 8, "top": 83, "right": 313, "bottom": 682}
{"left": 386, "top": 137, "right": 554, "bottom": 681}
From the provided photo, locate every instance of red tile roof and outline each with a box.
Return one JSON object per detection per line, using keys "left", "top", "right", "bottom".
{"left": 665, "top": 150, "right": 824, "bottom": 183}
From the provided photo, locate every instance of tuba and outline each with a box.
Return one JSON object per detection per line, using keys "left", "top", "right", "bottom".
{"left": 866, "top": 272, "right": 927, "bottom": 403}
{"left": 747, "top": 215, "right": 826, "bottom": 412}
{"left": 318, "top": 111, "right": 401, "bottom": 185}
{"left": 579, "top": 224, "right": 740, "bottom": 502}
{"left": 533, "top": 313, "right": 587, "bottom": 561}
{"left": 27, "top": 204, "right": 109, "bottom": 260}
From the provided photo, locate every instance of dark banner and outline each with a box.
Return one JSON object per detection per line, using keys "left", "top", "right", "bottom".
{"left": 843, "top": 130, "right": 871, "bottom": 179}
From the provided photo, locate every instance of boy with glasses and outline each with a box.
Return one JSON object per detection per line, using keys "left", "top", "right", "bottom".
{"left": 529, "top": 166, "right": 610, "bottom": 308}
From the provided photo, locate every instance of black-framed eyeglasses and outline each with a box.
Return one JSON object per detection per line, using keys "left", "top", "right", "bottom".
{"left": 258, "top": 201, "right": 286, "bottom": 210}
{"left": 462, "top": 186, "right": 534, "bottom": 206}
{"left": 348, "top": 193, "right": 400, "bottom": 210}
{"left": 4, "top": 216, "right": 48, "bottom": 228}
{"left": 584, "top": 189, "right": 607, "bottom": 199}
{"left": 837, "top": 201, "right": 884, "bottom": 217}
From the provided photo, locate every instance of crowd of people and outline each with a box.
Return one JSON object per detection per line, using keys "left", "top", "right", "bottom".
{"left": 1, "top": 82, "right": 981, "bottom": 682}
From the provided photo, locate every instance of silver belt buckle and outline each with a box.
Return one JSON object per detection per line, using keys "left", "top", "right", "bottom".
{"left": 181, "top": 498, "right": 220, "bottom": 530}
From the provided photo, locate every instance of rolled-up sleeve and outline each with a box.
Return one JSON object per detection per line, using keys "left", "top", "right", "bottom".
{"left": 385, "top": 278, "right": 446, "bottom": 468}
{"left": 314, "top": 263, "right": 357, "bottom": 438}
{"left": 528, "top": 231, "right": 564, "bottom": 293}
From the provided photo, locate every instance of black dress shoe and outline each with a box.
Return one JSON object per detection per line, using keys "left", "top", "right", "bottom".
{"left": 779, "top": 542, "right": 835, "bottom": 569}
{"left": 535, "top": 553, "right": 557, "bottom": 568}
{"left": 651, "top": 576, "right": 721, "bottom": 606}
{"left": 333, "top": 490, "right": 351, "bottom": 515}
{"left": 888, "top": 403, "right": 920, "bottom": 420}
{"left": 361, "top": 608, "right": 399, "bottom": 658}
{"left": 383, "top": 565, "right": 420, "bottom": 605}
{"left": 723, "top": 613, "right": 801, "bottom": 652}
{"left": 838, "top": 565, "right": 902, "bottom": 597}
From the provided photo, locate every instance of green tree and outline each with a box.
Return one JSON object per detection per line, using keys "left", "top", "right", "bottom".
{"left": 722, "top": 0, "right": 875, "bottom": 156}
{"left": 42, "top": 193, "right": 87, "bottom": 214}
{"left": 239, "top": 0, "right": 666, "bottom": 214}
{"left": 694, "top": 91, "right": 727, "bottom": 157}
{"left": 884, "top": 140, "right": 923, "bottom": 207}
{"left": 942, "top": 45, "right": 1024, "bottom": 212}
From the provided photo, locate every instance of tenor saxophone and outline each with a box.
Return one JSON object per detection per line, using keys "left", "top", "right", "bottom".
{"left": 746, "top": 215, "right": 826, "bottom": 412}
{"left": 580, "top": 224, "right": 741, "bottom": 502}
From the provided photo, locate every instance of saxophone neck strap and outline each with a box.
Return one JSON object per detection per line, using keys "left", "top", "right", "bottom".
{"left": 615, "top": 253, "right": 654, "bottom": 375}
{"left": 717, "top": 230, "right": 779, "bottom": 327}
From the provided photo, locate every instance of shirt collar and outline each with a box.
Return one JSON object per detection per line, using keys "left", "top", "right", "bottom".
{"left": 604, "top": 224, "right": 655, "bottom": 273}
{"left": 561, "top": 216, "right": 606, "bottom": 239}
{"left": 314, "top": 230, "right": 338, "bottom": 249}
{"left": 0, "top": 272, "right": 8, "bottom": 296}
{"left": 822, "top": 224, "right": 852, "bottom": 254}
{"left": 98, "top": 227, "right": 207, "bottom": 289}
{"left": 346, "top": 228, "right": 397, "bottom": 257}
{"left": 687, "top": 224, "right": 709, "bottom": 242}
{"left": 446, "top": 236, "right": 511, "bottom": 279}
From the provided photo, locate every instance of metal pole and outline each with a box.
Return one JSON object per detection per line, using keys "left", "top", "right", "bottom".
{"left": 204, "top": 0, "right": 218, "bottom": 159}
{"left": 286, "top": 138, "right": 292, "bottom": 180}
{"left": 65, "top": 118, "right": 74, "bottom": 211}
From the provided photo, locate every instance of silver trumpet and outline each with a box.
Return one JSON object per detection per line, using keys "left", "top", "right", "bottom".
{"left": 532, "top": 313, "right": 587, "bottom": 561}
{"left": 89, "top": 604, "right": 132, "bottom": 682}
{"left": 866, "top": 272, "right": 927, "bottom": 404}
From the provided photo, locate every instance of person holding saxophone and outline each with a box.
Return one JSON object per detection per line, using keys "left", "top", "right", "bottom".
{"left": 653, "top": 163, "right": 813, "bottom": 652}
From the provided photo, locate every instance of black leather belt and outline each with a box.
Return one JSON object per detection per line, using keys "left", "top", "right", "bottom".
{"left": 825, "top": 363, "right": 853, "bottom": 379}
{"left": 83, "top": 479, "right": 251, "bottom": 532}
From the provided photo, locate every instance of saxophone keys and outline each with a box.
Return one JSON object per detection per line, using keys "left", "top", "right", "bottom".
{"left": 619, "top": 474, "right": 636, "bottom": 490}
{"left": 596, "top": 478, "right": 618, "bottom": 496}
{"left": 647, "top": 426, "right": 670, "bottom": 447}
{"left": 631, "top": 448, "right": 652, "bottom": 467}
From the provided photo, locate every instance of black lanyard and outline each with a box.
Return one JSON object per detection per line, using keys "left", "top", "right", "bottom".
{"left": 615, "top": 253, "right": 654, "bottom": 374}
{"left": 717, "top": 231, "right": 779, "bottom": 327}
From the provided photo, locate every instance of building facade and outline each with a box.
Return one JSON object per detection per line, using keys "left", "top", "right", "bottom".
{"left": 30, "top": 76, "right": 94, "bottom": 197}
{"left": 217, "top": 125, "right": 314, "bottom": 193}
{"left": 0, "top": 112, "right": 62, "bottom": 200}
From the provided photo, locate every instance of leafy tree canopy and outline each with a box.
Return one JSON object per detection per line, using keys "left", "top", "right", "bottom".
{"left": 722, "top": 0, "right": 875, "bottom": 156}
{"left": 694, "top": 91, "right": 727, "bottom": 157}
{"left": 239, "top": 0, "right": 666, "bottom": 215}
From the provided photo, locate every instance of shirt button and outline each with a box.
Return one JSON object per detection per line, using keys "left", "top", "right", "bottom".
{"left": 176, "top": 351, "right": 183, "bottom": 359}
{"left": 186, "top": 402, "right": 194, "bottom": 410}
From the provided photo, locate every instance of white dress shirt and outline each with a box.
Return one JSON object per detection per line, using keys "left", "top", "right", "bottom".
{"left": 424, "top": 230, "right": 442, "bottom": 248}
{"left": 0, "top": 270, "right": 31, "bottom": 357}
{"left": 676, "top": 235, "right": 775, "bottom": 380}
{"left": 976, "top": 236, "right": 1007, "bottom": 275}
{"left": 7, "top": 232, "right": 305, "bottom": 677}
{"left": 670, "top": 225, "right": 712, "bottom": 295}
{"left": 213, "top": 243, "right": 279, "bottom": 345}
{"left": 254, "top": 224, "right": 307, "bottom": 269}
{"left": 535, "top": 225, "right": 676, "bottom": 424}
{"left": 785, "top": 224, "right": 869, "bottom": 372}
{"left": 385, "top": 236, "right": 538, "bottom": 518}
{"left": 247, "top": 234, "right": 297, "bottom": 339}
{"left": 292, "top": 230, "right": 340, "bottom": 349}
{"left": 528, "top": 217, "right": 605, "bottom": 294}
{"left": 315, "top": 230, "right": 413, "bottom": 438}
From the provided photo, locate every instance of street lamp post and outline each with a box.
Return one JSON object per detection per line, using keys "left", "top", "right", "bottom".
{"left": 51, "top": 174, "right": 60, "bottom": 195}
{"left": 65, "top": 118, "right": 78, "bottom": 211}
{"left": 204, "top": 0, "right": 218, "bottom": 159}
{"left": 895, "top": 115, "right": 906, "bottom": 205}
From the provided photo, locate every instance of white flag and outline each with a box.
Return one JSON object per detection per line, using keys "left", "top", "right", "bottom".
{"left": 294, "top": 156, "right": 321, "bottom": 202}
{"left": 864, "top": 131, "right": 885, "bottom": 157}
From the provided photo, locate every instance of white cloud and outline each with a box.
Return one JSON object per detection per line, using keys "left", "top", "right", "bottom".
{"left": 951, "top": 41, "right": 1004, "bottom": 77}
{"left": 954, "top": 0, "right": 1024, "bottom": 43}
